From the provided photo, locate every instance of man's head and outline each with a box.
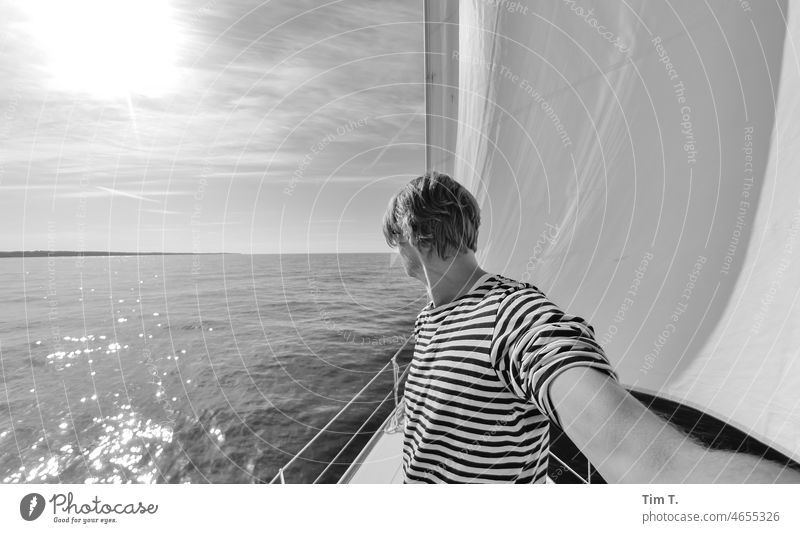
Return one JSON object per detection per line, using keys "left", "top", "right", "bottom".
{"left": 382, "top": 171, "right": 481, "bottom": 279}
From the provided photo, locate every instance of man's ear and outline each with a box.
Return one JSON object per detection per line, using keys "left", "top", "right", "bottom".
{"left": 418, "top": 242, "right": 450, "bottom": 263}
{"left": 411, "top": 239, "right": 432, "bottom": 259}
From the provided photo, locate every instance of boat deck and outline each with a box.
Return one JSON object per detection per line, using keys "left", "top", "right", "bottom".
{"left": 343, "top": 428, "right": 405, "bottom": 484}
{"left": 339, "top": 404, "right": 405, "bottom": 484}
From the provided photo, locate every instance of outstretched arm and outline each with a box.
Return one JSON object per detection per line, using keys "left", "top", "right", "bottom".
{"left": 491, "top": 286, "right": 799, "bottom": 483}
{"left": 549, "top": 366, "right": 800, "bottom": 483}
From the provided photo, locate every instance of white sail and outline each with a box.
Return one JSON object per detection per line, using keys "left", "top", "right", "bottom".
{"left": 433, "top": 0, "right": 799, "bottom": 461}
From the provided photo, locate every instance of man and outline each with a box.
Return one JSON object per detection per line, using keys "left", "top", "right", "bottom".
{"left": 382, "top": 171, "right": 799, "bottom": 483}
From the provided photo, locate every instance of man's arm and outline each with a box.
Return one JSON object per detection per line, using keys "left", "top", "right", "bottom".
{"left": 549, "top": 366, "right": 800, "bottom": 483}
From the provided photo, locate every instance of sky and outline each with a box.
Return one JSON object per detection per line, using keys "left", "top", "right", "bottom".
{"left": 0, "top": 0, "right": 424, "bottom": 253}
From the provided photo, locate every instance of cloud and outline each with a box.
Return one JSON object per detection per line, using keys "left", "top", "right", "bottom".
{"left": 142, "top": 207, "right": 185, "bottom": 215}
{"left": 0, "top": 0, "right": 424, "bottom": 252}
{"left": 51, "top": 186, "right": 193, "bottom": 201}
{"left": 93, "top": 186, "right": 159, "bottom": 202}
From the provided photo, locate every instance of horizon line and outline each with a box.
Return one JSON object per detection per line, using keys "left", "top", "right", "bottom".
{"left": 0, "top": 250, "right": 392, "bottom": 256}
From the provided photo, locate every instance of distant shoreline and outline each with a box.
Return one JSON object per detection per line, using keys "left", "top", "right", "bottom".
{"left": 0, "top": 251, "right": 387, "bottom": 258}
{"left": 0, "top": 251, "right": 229, "bottom": 258}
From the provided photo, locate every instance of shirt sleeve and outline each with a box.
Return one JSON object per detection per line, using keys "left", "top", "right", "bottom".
{"left": 490, "top": 286, "right": 618, "bottom": 428}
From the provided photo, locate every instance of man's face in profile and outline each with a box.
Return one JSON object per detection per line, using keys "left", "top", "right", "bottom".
{"left": 397, "top": 238, "right": 425, "bottom": 282}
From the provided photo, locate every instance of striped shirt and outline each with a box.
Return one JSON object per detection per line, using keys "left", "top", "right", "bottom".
{"left": 401, "top": 273, "right": 618, "bottom": 483}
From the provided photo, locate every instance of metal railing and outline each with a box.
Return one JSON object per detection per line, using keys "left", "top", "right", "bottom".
{"left": 549, "top": 451, "right": 591, "bottom": 484}
{"left": 269, "top": 337, "right": 412, "bottom": 484}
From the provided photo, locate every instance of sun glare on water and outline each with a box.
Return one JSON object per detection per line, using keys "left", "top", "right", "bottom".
{"left": 24, "top": 0, "right": 181, "bottom": 98}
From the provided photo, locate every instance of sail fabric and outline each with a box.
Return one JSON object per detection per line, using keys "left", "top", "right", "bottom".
{"left": 439, "top": 0, "right": 798, "bottom": 461}
{"left": 667, "top": 3, "right": 800, "bottom": 461}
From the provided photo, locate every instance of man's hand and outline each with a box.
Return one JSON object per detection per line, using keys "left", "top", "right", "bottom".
{"left": 549, "top": 366, "right": 800, "bottom": 483}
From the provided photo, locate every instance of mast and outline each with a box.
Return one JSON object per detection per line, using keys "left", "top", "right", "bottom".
{"left": 423, "top": 0, "right": 458, "bottom": 175}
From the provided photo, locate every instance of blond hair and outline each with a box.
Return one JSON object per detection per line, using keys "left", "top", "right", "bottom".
{"left": 382, "top": 171, "right": 481, "bottom": 260}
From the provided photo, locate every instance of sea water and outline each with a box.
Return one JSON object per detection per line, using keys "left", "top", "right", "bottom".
{"left": 0, "top": 253, "right": 423, "bottom": 483}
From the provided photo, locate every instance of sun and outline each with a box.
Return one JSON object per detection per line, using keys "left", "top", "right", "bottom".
{"left": 24, "top": 0, "right": 181, "bottom": 99}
